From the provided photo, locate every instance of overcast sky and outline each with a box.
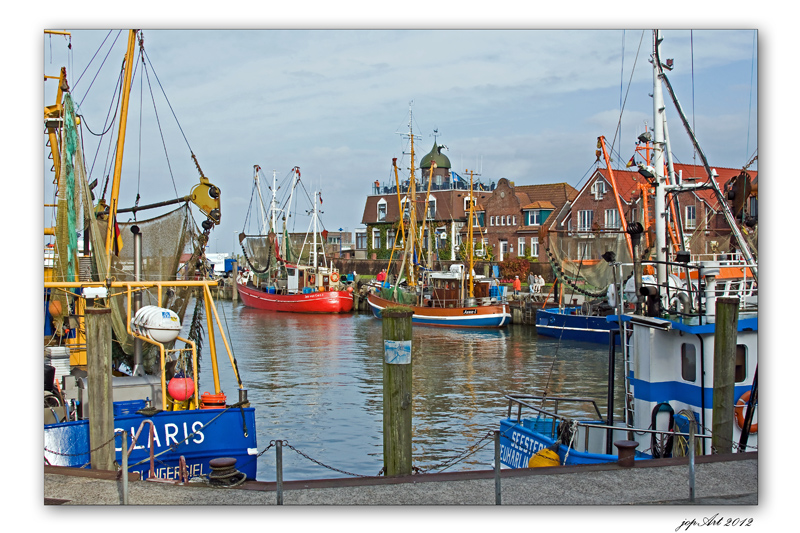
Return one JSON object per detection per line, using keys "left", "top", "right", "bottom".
{"left": 42, "top": 27, "right": 757, "bottom": 253}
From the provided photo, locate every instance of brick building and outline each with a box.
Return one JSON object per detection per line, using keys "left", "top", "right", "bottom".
{"left": 360, "top": 139, "right": 577, "bottom": 263}
{"left": 545, "top": 162, "right": 758, "bottom": 263}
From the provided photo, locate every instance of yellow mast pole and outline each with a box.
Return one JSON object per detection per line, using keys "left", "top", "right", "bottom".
{"left": 104, "top": 30, "right": 138, "bottom": 275}
{"left": 467, "top": 169, "right": 476, "bottom": 299}
{"left": 408, "top": 126, "right": 417, "bottom": 288}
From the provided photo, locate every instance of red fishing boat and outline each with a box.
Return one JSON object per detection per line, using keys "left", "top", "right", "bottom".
{"left": 236, "top": 166, "right": 353, "bottom": 314}
{"left": 237, "top": 264, "right": 353, "bottom": 313}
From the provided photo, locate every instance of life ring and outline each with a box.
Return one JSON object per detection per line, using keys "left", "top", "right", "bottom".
{"left": 330, "top": 272, "right": 339, "bottom": 283}
{"left": 734, "top": 390, "right": 757, "bottom": 433}
{"left": 309, "top": 274, "right": 315, "bottom": 284}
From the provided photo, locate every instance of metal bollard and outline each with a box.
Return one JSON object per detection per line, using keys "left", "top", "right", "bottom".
{"left": 494, "top": 430, "right": 501, "bottom": 505}
{"left": 121, "top": 430, "right": 128, "bottom": 505}
{"left": 276, "top": 440, "right": 283, "bottom": 505}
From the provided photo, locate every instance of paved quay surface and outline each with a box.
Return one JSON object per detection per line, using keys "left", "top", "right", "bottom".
{"left": 45, "top": 452, "right": 757, "bottom": 506}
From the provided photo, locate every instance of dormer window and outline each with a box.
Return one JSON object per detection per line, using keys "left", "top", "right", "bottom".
{"left": 464, "top": 195, "right": 475, "bottom": 212}
{"left": 377, "top": 198, "right": 387, "bottom": 221}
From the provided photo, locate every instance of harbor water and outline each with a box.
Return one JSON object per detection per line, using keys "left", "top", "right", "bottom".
{"left": 188, "top": 300, "right": 624, "bottom": 482}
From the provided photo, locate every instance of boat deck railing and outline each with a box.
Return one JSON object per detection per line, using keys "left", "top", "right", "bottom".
{"left": 504, "top": 394, "right": 712, "bottom": 454}
{"left": 45, "top": 279, "right": 241, "bottom": 412}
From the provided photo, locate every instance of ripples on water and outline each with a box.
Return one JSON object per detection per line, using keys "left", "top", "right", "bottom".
{"left": 190, "top": 300, "right": 624, "bottom": 482}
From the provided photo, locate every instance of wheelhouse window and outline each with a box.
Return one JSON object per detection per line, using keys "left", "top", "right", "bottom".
{"left": 681, "top": 343, "right": 697, "bottom": 382}
{"left": 735, "top": 345, "right": 747, "bottom": 383}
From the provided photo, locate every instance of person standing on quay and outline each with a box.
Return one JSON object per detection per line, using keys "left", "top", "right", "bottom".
{"left": 513, "top": 275, "right": 521, "bottom": 296}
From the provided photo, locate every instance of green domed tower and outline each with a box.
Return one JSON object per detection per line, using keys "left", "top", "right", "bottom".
{"left": 420, "top": 141, "right": 451, "bottom": 170}
{"left": 420, "top": 141, "right": 451, "bottom": 190}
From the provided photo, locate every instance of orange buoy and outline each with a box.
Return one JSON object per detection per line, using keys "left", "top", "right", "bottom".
{"left": 48, "top": 300, "right": 62, "bottom": 317}
{"left": 734, "top": 390, "right": 757, "bottom": 433}
{"left": 168, "top": 377, "right": 195, "bottom": 401}
{"left": 200, "top": 392, "right": 227, "bottom": 409}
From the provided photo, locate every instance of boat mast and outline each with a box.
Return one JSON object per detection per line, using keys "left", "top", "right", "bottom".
{"left": 104, "top": 30, "right": 138, "bottom": 276}
{"left": 253, "top": 165, "right": 269, "bottom": 235}
{"left": 651, "top": 30, "right": 669, "bottom": 285}
{"left": 466, "top": 168, "right": 477, "bottom": 298}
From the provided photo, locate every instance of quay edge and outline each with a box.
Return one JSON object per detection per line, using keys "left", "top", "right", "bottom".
{"left": 45, "top": 452, "right": 757, "bottom": 506}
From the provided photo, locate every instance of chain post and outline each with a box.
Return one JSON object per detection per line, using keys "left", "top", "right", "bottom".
{"left": 276, "top": 440, "right": 283, "bottom": 505}
{"left": 494, "top": 430, "right": 501, "bottom": 505}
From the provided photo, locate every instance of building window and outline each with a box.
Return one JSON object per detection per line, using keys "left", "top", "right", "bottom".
{"left": 605, "top": 209, "right": 621, "bottom": 229}
{"left": 685, "top": 205, "right": 697, "bottom": 230}
{"left": 577, "top": 241, "right": 592, "bottom": 260}
{"left": 512, "top": 215, "right": 517, "bottom": 226}
{"left": 518, "top": 238, "right": 525, "bottom": 257}
{"left": 527, "top": 210, "right": 540, "bottom": 226}
{"left": 531, "top": 236, "right": 539, "bottom": 257}
{"left": 426, "top": 197, "right": 436, "bottom": 219}
{"left": 681, "top": 343, "right": 697, "bottom": 382}
{"left": 464, "top": 196, "right": 475, "bottom": 211}
{"left": 356, "top": 231, "right": 367, "bottom": 249}
{"left": 372, "top": 228, "right": 381, "bottom": 249}
{"left": 377, "top": 199, "right": 387, "bottom": 222}
{"left": 402, "top": 198, "right": 410, "bottom": 219}
{"left": 578, "top": 210, "right": 594, "bottom": 232}
{"left": 591, "top": 180, "right": 607, "bottom": 200}
{"left": 474, "top": 212, "right": 485, "bottom": 227}
{"left": 386, "top": 228, "right": 396, "bottom": 250}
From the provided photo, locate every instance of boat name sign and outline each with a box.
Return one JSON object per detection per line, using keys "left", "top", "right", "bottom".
{"left": 501, "top": 426, "right": 548, "bottom": 468}
{"left": 384, "top": 340, "right": 411, "bottom": 365}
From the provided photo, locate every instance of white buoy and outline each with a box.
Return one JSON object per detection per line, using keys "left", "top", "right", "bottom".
{"left": 131, "top": 305, "right": 181, "bottom": 343}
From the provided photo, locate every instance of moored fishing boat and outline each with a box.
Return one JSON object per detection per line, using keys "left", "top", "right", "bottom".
{"left": 43, "top": 30, "right": 257, "bottom": 482}
{"left": 366, "top": 108, "right": 509, "bottom": 328}
{"left": 500, "top": 30, "right": 758, "bottom": 468}
{"left": 236, "top": 166, "right": 353, "bottom": 314}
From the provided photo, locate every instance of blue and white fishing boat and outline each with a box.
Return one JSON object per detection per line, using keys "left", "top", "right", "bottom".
{"left": 535, "top": 306, "right": 619, "bottom": 345}
{"left": 501, "top": 30, "right": 758, "bottom": 469}
{"left": 43, "top": 30, "right": 257, "bottom": 483}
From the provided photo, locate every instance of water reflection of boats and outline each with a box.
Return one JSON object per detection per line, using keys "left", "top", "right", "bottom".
{"left": 43, "top": 30, "right": 257, "bottom": 482}
{"left": 501, "top": 30, "right": 758, "bottom": 469}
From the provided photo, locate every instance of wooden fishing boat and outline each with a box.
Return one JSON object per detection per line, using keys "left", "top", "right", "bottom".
{"left": 367, "top": 108, "right": 509, "bottom": 328}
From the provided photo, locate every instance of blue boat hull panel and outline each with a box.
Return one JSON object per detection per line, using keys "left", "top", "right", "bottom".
{"left": 44, "top": 408, "right": 258, "bottom": 481}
